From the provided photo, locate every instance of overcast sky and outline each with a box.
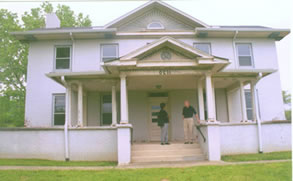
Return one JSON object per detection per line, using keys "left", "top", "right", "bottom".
{"left": 1, "top": 0, "right": 291, "bottom": 91}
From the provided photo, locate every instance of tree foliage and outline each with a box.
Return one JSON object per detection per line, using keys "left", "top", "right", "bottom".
{"left": 0, "top": 2, "right": 92, "bottom": 127}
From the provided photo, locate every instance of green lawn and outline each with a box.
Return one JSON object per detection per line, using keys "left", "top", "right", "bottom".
{"left": 0, "top": 159, "right": 116, "bottom": 167}
{"left": 222, "top": 151, "right": 292, "bottom": 162}
{"left": 0, "top": 162, "right": 291, "bottom": 181}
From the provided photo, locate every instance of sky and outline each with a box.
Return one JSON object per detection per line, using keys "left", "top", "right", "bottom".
{"left": 1, "top": 0, "right": 292, "bottom": 91}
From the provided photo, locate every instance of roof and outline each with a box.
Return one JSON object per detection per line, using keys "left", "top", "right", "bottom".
{"left": 10, "top": 0, "right": 290, "bottom": 41}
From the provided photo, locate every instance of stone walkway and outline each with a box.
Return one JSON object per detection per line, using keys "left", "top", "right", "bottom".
{"left": 0, "top": 159, "right": 290, "bottom": 170}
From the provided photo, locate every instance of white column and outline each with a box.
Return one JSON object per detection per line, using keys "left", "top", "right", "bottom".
{"left": 239, "top": 80, "right": 248, "bottom": 121}
{"left": 112, "top": 85, "right": 117, "bottom": 125}
{"left": 197, "top": 79, "right": 205, "bottom": 120}
{"left": 250, "top": 81, "right": 257, "bottom": 121}
{"left": 120, "top": 74, "right": 129, "bottom": 124}
{"left": 77, "top": 82, "right": 83, "bottom": 127}
{"left": 205, "top": 73, "right": 216, "bottom": 121}
{"left": 211, "top": 79, "right": 217, "bottom": 120}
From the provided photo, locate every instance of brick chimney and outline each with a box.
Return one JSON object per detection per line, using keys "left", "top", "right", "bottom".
{"left": 45, "top": 13, "right": 60, "bottom": 28}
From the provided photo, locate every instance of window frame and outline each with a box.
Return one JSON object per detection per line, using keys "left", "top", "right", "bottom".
{"left": 236, "top": 43, "right": 254, "bottom": 68}
{"left": 54, "top": 45, "right": 72, "bottom": 71}
{"left": 244, "top": 89, "right": 253, "bottom": 120}
{"left": 100, "top": 93, "right": 112, "bottom": 126}
{"left": 52, "top": 93, "right": 66, "bottom": 127}
{"left": 100, "top": 44, "right": 119, "bottom": 62}
{"left": 193, "top": 42, "right": 212, "bottom": 54}
{"left": 147, "top": 22, "right": 165, "bottom": 30}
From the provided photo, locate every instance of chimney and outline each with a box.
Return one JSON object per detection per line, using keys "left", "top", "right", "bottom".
{"left": 45, "top": 13, "right": 60, "bottom": 28}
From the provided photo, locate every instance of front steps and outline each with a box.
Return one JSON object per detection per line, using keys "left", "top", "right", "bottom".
{"left": 131, "top": 142, "right": 206, "bottom": 163}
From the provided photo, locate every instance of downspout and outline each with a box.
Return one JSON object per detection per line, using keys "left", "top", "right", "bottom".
{"left": 61, "top": 76, "right": 70, "bottom": 161}
{"left": 232, "top": 30, "right": 238, "bottom": 69}
{"left": 254, "top": 73, "right": 263, "bottom": 153}
{"left": 69, "top": 32, "right": 74, "bottom": 70}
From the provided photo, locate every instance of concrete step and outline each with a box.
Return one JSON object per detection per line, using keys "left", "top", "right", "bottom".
{"left": 132, "top": 148, "right": 202, "bottom": 157}
{"left": 132, "top": 154, "right": 206, "bottom": 163}
{"left": 132, "top": 143, "right": 200, "bottom": 150}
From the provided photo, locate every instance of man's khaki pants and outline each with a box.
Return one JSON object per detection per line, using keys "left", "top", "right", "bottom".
{"left": 184, "top": 118, "right": 194, "bottom": 142}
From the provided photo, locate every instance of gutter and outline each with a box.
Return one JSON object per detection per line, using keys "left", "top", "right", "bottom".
{"left": 254, "top": 72, "right": 263, "bottom": 153}
{"left": 61, "top": 76, "right": 70, "bottom": 161}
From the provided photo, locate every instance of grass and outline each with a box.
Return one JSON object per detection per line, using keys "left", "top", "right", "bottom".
{"left": 222, "top": 151, "right": 292, "bottom": 162}
{"left": 0, "top": 162, "right": 291, "bottom": 181}
{"left": 0, "top": 159, "right": 117, "bottom": 167}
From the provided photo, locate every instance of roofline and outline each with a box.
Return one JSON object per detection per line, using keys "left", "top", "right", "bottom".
{"left": 196, "top": 27, "right": 290, "bottom": 32}
{"left": 104, "top": 0, "right": 209, "bottom": 28}
{"left": 11, "top": 28, "right": 117, "bottom": 36}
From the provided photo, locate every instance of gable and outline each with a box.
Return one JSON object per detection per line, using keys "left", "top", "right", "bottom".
{"left": 104, "top": 1, "right": 209, "bottom": 30}
{"left": 138, "top": 47, "right": 195, "bottom": 61}
{"left": 118, "top": 8, "right": 194, "bottom": 32}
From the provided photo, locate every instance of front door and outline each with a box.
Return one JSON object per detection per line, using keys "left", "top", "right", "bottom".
{"left": 149, "top": 97, "right": 169, "bottom": 141}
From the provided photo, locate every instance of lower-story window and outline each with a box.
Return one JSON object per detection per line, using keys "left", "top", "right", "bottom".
{"left": 245, "top": 90, "right": 253, "bottom": 120}
{"left": 101, "top": 94, "right": 112, "bottom": 125}
{"left": 53, "top": 94, "right": 65, "bottom": 126}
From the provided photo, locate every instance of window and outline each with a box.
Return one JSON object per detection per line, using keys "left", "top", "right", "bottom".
{"left": 101, "top": 44, "right": 118, "bottom": 62}
{"left": 55, "top": 46, "right": 71, "bottom": 70}
{"left": 53, "top": 94, "right": 65, "bottom": 126}
{"left": 245, "top": 90, "right": 253, "bottom": 120}
{"left": 194, "top": 43, "right": 211, "bottom": 54}
{"left": 236, "top": 43, "right": 253, "bottom": 67}
{"left": 101, "top": 94, "right": 112, "bottom": 125}
{"left": 147, "top": 22, "right": 164, "bottom": 30}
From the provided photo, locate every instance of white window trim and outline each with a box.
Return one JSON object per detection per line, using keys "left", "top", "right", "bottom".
{"left": 193, "top": 42, "right": 212, "bottom": 54}
{"left": 54, "top": 45, "right": 72, "bottom": 72}
{"left": 147, "top": 22, "right": 165, "bottom": 30}
{"left": 236, "top": 43, "right": 254, "bottom": 68}
{"left": 52, "top": 93, "right": 66, "bottom": 127}
{"left": 101, "top": 44, "right": 119, "bottom": 62}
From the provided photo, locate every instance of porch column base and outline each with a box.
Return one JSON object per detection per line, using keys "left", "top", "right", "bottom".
{"left": 117, "top": 124, "right": 132, "bottom": 165}
{"left": 206, "top": 122, "right": 221, "bottom": 161}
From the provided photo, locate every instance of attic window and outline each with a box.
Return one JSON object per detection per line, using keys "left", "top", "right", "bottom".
{"left": 147, "top": 22, "right": 164, "bottom": 30}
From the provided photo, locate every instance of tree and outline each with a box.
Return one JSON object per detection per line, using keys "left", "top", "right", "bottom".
{"left": 282, "top": 91, "right": 291, "bottom": 121}
{"left": 0, "top": 2, "right": 92, "bottom": 127}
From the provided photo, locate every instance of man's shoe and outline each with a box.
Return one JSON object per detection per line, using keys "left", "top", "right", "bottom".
{"left": 190, "top": 142, "right": 193, "bottom": 144}
{"left": 184, "top": 142, "right": 189, "bottom": 144}
{"left": 161, "top": 143, "right": 164, "bottom": 145}
{"left": 165, "top": 142, "right": 170, "bottom": 145}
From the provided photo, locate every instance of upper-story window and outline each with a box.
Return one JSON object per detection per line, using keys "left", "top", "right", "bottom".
{"left": 147, "top": 22, "right": 164, "bottom": 30}
{"left": 55, "top": 46, "right": 71, "bottom": 70}
{"left": 236, "top": 43, "right": 254, "bottom": 67}
{"left": 101, "top": 44, "right": 118, "bottom": 62}
{"left": 193, "top": 43, "right": 211, "bottom": 54}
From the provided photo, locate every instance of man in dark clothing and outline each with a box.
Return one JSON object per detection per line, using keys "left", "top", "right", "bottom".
{"left": 182, "top": 100, "right": 200, "bottom": 144}
{"left": 158, "top": 103, "right": 170, "bottom": 145}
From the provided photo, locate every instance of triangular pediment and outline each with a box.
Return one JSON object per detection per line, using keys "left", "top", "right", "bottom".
{"left": 140, "top": 47, "right": 194, "bottom": 62}
{"left": 104, "top": 0, "right": 209, "bottom": 31}
{"left": 120, "top": 36, "right": 214, "bottom": 61}
{"left": 103, "top": 36, "right": 229, "bottom": 73}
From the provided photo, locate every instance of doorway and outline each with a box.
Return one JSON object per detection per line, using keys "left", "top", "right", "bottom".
{"left": 148, "top": 96, "right": 169, "bottom": 141}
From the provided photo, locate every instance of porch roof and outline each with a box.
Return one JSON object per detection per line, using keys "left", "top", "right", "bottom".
{"left": 103, "top": 36, "right": 230, "bottom": 74}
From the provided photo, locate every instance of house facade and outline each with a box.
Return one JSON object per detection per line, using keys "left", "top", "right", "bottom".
{"left": 5, "top": 0, "right": 290, "bottom": 164}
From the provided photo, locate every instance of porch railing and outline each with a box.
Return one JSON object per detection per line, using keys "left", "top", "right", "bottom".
{"left": 196, "top": 125, "right": 206, "bottom": 142}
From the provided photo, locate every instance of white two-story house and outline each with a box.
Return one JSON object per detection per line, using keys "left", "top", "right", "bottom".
{"left": 7, "top": 0, "right": 290, "bottom": 164}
